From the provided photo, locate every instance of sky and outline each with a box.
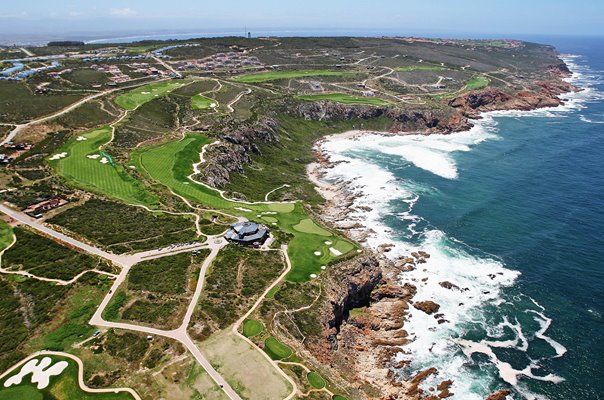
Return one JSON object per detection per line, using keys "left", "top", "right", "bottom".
{"left": 1, "top": 0, "right": 603, "bottom": 39}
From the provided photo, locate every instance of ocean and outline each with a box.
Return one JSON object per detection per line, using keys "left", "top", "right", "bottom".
{"left": 317, "top": 37, "right": 604, "bottom": 399}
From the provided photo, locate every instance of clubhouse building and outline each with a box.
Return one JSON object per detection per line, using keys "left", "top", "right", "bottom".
{"left": 224, "top": 221, "right": 269, "bottom": 246}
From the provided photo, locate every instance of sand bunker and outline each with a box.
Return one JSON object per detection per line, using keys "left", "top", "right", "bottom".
{"left": 310, "top": 274, "right": 317, "bottom": 278}
{"left": 324, "top": 240, "right": 332, "bottom": 245}
{"left": 48, "top": 152, "right": 67, "bottom": 161}
{"left": 76, "top": 136, "right": 87, "bottom": 141}
{"left": 234, "top": 207, "right": 252, "bottom": 212}
{"left": 100, "top": 157, "right": 109, "bottom": 164}
{"left": 87, "top": 154, "right": 100, "bottom": 159}
{"left": 141, "top": 91, "right": 151, "bottom": 94}
{"left": 4, "top": 357, "right": 68, "bottom": 390}
{"left": 314, "top": 251, "right": 321, "bottom": 256}
{"left": 320, "top": 265, "right": 326, "bottom": 270}
{"left": 329, "top": 247, "right": 342, "bottom": 256}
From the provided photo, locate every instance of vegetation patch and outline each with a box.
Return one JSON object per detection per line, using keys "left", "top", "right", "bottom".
{"left": 232, "top": 70, "right": 352, "bottom": 83}
{"left": 297, "top": 93, "right": 390, "bottom": 106}
{"left": 2, "top": 227, "right": 109, "bottom": 281}
{"left": 263, "top": 336, "right": 293, "bottom": 360}
{"left": 190, "top": 246, "right": 283, "bottom": 339}
{"left": 0, "top": 220, "right": 13, "bottom": 252}
{"left": 49, "top": 199, "right": 197, "bottom": 253}
{"left": 128, "top": 252, "right": 194, "bottom": 294}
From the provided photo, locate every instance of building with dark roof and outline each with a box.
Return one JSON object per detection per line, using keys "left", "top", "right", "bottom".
{"left": 224, "top": 221, "right": 269, "bottom": 246}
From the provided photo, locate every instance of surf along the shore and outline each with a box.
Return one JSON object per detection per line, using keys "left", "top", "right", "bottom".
{"left": 308, "top": 55, "right": 600, "bottom": 399}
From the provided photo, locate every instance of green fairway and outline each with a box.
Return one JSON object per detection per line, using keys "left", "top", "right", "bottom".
{"left": 466, "top": 75, "right": 489, "bottom": 90}
{"left": 242, "top": 319, "right": 264, "bottom": 338}
{"left": 307, "top": 372, "right": 326, "bottom": 389}
{"left": 191, "top": 94, "right": 217, "bottom": 110}
{"left": 49, "top": 127, "right": 158, "bottom": 207}
{"left": 0, "top": 355, "right": 135, "bottom": 399}
{"left": 133, "top": 134, "right": 357, "bottom": 282}
{"left": 115, "top": 80, "right": 189, "bottom": 110}
{"left": 297, "top": 93, "right": 390, "bottom": 106}
{"left": 0, "top": 219, "right": 13, "bottom": 252}
{"left": 263, "top": 337, "right": 293, "bottom": 360}
{"left": 395, "top": 65, "right": 446, "bottom": 72}
{"left": 232, "top": 70, "right": 352, "bottom": 83}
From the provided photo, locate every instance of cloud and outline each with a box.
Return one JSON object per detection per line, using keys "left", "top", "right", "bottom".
{"left": 110, "top": 8, "right": 137, "bottom": 17}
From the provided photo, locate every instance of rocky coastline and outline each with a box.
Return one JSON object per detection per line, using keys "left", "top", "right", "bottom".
{"left": 300, "top": 61, "right": 578, "bottom": 399}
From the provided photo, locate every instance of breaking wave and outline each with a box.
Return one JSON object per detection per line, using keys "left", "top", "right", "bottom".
{"left": 315, "top": 54, "right": 599, "bottom": 399}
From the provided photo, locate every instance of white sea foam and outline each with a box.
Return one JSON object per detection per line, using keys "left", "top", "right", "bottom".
{"left": 314, "top": 54, "right": 600, "bottom": 399}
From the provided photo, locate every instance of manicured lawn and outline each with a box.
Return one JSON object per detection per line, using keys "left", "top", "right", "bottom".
{"left": 191, "top": 94, "right": 217, "bottom": 110}
{"left": 292, "top": 219, "right": 332, "bottom": 236}
{"left": 114, "top": 80, "right": 188, "bottom": 110}
{"left": 133, "top": 133, "right": 240, "bottom": 210}
{"left": 307, "top": 372, "right": 326, "bottom": 389}
{"left": 232, "top": 70, "right": 352, "bottom": 83}
{"left": 0, "top": 355, "right": 135, "bottom": 399}
{"left": 242, "top": 319, "right": 264, "bottom": 338}
{"left": 297, "top": 93, "right": 390, "bottom": 106}
{"left": 466, "top": 75, "right": 489, "bottom": 90}
{"left": 263, "top": 337, "right": 293, "bottom": 360}
{"left": 49, "top": 126, "right": 158, "bottom": 207}
{"left": 0, "top": 220, "right": 13, "bottom": 252}
{"left": 133, "top": 134, "right": 357, "bottom": 282}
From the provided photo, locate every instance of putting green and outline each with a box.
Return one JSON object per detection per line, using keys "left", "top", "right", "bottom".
{"left": 307, "top": 372, "right": 326, "bottom": 389}
{"left": 191, "top": 94, "right": 217, "bottom": 110}
{"left": 115, "top": 80, "right": 188, "bottom": 110}
{"left": 264, "top": 337, "right": 293, "bottom": 360}
{"left": 49, "top": 127, "right": 158, "bottom": 207}
{"left": 232, "top": 70, "right": 352, "bottom": 83}
{"left": 293, "top": 219, "right": 332, "bottom": 236}
{"left": 297, "top": 93, "right": 390, "bottom": 106}
{"left": 242, "top": 319, "right": 264, "bottom": 338}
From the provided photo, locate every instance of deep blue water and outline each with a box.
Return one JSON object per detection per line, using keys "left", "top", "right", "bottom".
{"left": 320, "top": 37, "right": 603, "bottom": 399}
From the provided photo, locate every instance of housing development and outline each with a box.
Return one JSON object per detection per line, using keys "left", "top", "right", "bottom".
{"left": 0, "top": 35, "right": 574, "bottom": 400}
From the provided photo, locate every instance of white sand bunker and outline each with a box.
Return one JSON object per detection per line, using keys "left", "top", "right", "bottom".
{"left": 314, "top": 251, "right": 321, "bottom": 256}
{"left": 329, "top": 247, "right": 342, "bottom": 256}
{"left": 99, "top": 157, "right": 109, "bottom": 164}
{"left": 324, "top": 240, "right": 332, "bottom": 245}
{"left": 320, "top": 265, "right": 326, "bottom": 270}
{"left": 356, "top": 249, "right": 362, "bottom": 253}
{"left": 262, "top": 212, "right": 278, "bottom": 215}
{"left": 129, "top": 165, "right": 136, "bottom": 169}
{"left": 141, "top": 91, "right": 151, "bottom": 94}
{"left": 49, "top": 152, "right": 67, "bottom": 161}
{"left": 271, "top": 222, "right": 277, "bottom": 226}
{"left": 76, "top": 136, "right": 87, "bottom": 141}
{"left": 210, "top": 103, "right": 217, "bottom": 108}
{"left": 87, "top": 154, "right": 100, "bottom": 159}
{"left": 234, "top": 207, "right": 252, "bottom": 212}
{"left": 310, "top": 274, "right": 317, "bottom": 278}
{"left": 4, "top": 357, "right": 68, "bottom": 390}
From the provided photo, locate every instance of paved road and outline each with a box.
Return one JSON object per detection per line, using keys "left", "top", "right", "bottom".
{"left": 0, "top": 203, "right": 131, "bottom": 266}
{"left": 89, "top": 239, "right": 244, "bottom": 400}
{"left": 1, "top": 203, "right": 243, "bottom": 399}
{"left": 1, "top": 77, "right": 170, "bottom": 146}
